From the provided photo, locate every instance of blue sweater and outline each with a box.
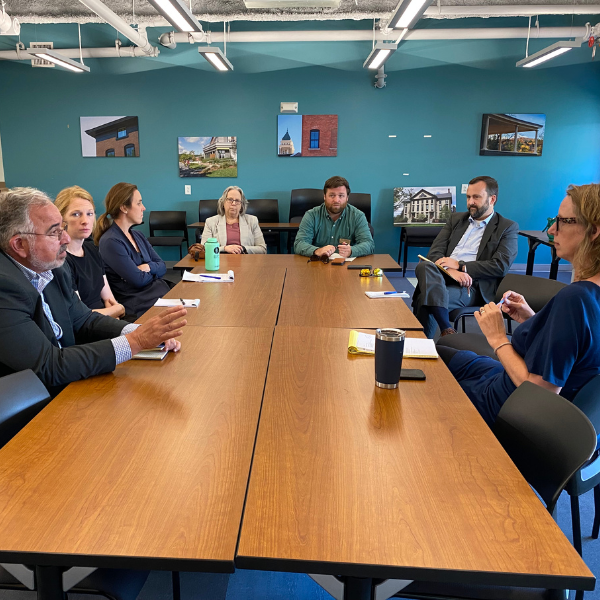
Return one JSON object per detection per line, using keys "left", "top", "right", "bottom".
{"left": 98, "top": 223, "right": 170, "bottom": 318}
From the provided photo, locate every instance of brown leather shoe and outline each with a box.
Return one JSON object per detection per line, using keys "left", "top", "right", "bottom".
{"left": 440, "top": 327, "right": 457, "bottom": 337}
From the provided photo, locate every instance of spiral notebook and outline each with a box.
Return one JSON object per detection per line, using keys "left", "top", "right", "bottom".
{"left": 348, "top": 331, "right": 438, "bottom": 358}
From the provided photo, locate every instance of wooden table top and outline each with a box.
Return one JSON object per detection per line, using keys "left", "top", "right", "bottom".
{"left": 237, "top": 327, "right": 594, "bottom": 590}
{"left": 174, "top": 253, "right": 402, "bottom": 271}
{"left": 277, "top": 264, "right": 421, "bottom": 330}
{"left": 519, "top": 230, "right": 555, "bottom": 246}
{"left": 137, "top": 267, "right": 286, "bottom": 327}
{"left": 0, "top": 327, "right": 273, "bottom": 571}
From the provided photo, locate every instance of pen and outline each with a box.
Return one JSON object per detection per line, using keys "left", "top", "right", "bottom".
{"left": 383, "top": 291, "right": 401, "bottom": 295}
{"left": 201, "top": 275, "right": 221, "bottom": 280}
{"left": 498, "top": 297, "right": 505, "bottom": 306}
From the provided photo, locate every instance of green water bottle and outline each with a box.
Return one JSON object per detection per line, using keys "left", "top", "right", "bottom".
{"left": 204, "top": 238, "right": 220, "bottom": 271}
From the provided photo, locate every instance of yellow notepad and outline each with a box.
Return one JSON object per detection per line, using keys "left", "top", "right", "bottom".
{"left": 418, "top": 254, "right": 452, "bottom": 278}
{"left": 348, "top": 331, "right": 438, "bottom": 359}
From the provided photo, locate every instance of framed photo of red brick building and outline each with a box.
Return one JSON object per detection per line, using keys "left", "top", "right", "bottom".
{"left": 278, "top": 114, "right": 337, "bottom": 157}
{"left": 80, "top": 116, "right": 140, "bottom": 157}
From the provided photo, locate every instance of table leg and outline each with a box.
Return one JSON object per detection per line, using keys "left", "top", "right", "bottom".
{"left": 525, "top": 240, "right": 541, "bottom": 276}
{"left": 35, "top": 566, "right": 64, "bottom": 600}
{"left": 343, "top": 577, "right": 373, "bottom": 600}
{"left": 549, "top": 247, "right": 560, "bottom": 280}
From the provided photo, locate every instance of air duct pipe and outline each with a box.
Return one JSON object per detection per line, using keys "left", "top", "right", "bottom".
{"left": 374, "top": 66, "right": 386, "bottom": 88}
{"left": 0, "top": 45, "right": 159, "bottom": 60}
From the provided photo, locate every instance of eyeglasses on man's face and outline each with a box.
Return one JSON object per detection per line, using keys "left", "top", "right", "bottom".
{"left": 17, "top": 223, "right": 68, "bottom": 239}
{"left": 225, "top": 198, "right": 242, "bottom": 206}
{"left": 554, "top": 216, "right": 578, "bottom": 231}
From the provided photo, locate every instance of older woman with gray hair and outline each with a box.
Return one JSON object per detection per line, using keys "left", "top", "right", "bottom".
{"left": 195, "top": 186, "right": 266, "bottom": 254}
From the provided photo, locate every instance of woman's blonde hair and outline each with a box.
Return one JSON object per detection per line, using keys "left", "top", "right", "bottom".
{"left": 567, "top": 183, "right": 600, "bottom": 280}
{"left": 55, "top": 186, "right": 96, "bottom": 239}
{"left": 95, "top": 182, "right": 138, "bottom": 245}
{"left": 217, "top": 186, "right": 248, "bottom": 216}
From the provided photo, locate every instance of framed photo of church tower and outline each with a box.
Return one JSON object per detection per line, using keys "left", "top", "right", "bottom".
{"left": 277, "top": 114, "right": 337, "bottom": 157}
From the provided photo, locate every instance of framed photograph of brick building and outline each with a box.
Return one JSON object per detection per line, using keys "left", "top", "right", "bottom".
{"left": 80, "top": 116, "right": 140, "bottom": 157}
{"left": 178, "top": 137, "right": 237, "bottom": 177}
{"left": 394, "top": 186, "right": 457, "bottom": 225}
{"left": 277, "top": 114, "right": 337, "bottom": 157}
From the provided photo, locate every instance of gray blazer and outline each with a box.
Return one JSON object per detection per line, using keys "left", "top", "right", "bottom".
{"left": 413, "top": 211, "right": 519, "bottom": 308}
{"left": 200, "top": 214, "right": 267, "bottom": 254}
{"left": 0, "top": 251, "right": 127, "bottom": 395}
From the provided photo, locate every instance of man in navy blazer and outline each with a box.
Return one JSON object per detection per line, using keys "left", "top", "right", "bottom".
{"left": 0, "top": 187, "right": 187, "bottom": 395}
{"left": 412, "top": 176, "right": 518, "bottom": 338}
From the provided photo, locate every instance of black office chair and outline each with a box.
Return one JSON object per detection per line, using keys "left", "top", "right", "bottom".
{"left": 0, "top": 370, "right": 150, "bottom": 600}
{"left": 348, "top": 193, "right": 371, "bottom": 223}
{"left": 246, "top": 198, "right": 280, "bottom": 253}
{"left": 147, "top": 211, "right": 189, "bottom": 259}
{"left": 451, "top": 273, "right": 567, "bottom": 333}
{"left": 196, "top": 199, "right": 219, "bottom": 242}
{"left": 288, "top": 189, "right": 323, "bottom": 252}
{"left": 394, "top": 381, "right": 597, "bottom": 600}
{"left": 399, "top": 226, "right": 443, "bottom": 276}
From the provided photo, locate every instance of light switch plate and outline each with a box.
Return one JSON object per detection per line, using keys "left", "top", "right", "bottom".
{"left": 185, "top": 185, "right": 191, "bottom": 195}
{"left": 461, "top": 184, "right": 468, "bottom": 194}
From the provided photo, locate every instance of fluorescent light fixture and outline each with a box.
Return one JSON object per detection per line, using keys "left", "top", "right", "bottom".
{"left": 395, "top": 28, "right": 408, "bottom": 44}
{"left": 390, "top": 0, "right": 433, "bottom": 30}
{"left": 516, "top": 39, "right": 581, "bottom": 68}
{"left": 147, "top": 0, "right": 202, "bottom": 33}
{"left": 363, "top": 42, "right": 397, "bottom": 70}
{"left": 198, "top": 46, "right": 233, "bottom": 71}
{"left": 26, "top": 49, "right": 89, "bottom": 72}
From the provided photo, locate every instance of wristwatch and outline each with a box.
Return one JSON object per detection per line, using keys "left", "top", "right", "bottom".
{"left": 458, "top": 260, "right": 467, "bottom": 272}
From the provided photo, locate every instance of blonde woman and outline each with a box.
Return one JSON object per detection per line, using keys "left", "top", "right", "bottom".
{"left": 55, "top": 186, "right": 125, "bottom": 318}
{"left": 438, "top": 183, "right": 600, "bottom": 426}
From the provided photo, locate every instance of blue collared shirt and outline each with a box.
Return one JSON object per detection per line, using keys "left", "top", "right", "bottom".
{"left": 450, "top": 211, "right": 495, "bottom": 263}
{"left": 8, "top": 256, "right": 137, "bottom": 364}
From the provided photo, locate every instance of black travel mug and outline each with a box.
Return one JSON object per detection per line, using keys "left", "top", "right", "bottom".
{"left": 375, "top": 328, "right": 406, "bottom": 389}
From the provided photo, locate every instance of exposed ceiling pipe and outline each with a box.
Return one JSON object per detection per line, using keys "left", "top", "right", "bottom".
{"left": 78, "top": 0, "right": 157, "bottom": 55}
{"left": 423, "top": 4, "right": 600, "bottom": 18}
{"left": 0, "top": 46, "right": 159, "bottom": 60}
{"left": 158, "top": 26, "right": 588, "bottom": 47}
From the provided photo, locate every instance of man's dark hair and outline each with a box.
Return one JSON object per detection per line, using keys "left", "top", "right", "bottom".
{"left": 324, "top": 176, "right": 351, "bottom": 196}
{"left": 469, "top": 176, "right": 498, "bottom": 199}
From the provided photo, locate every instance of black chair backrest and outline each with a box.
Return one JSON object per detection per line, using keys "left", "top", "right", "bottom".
{"left": 245, "top": 198, "right": 279, "bottom": 222}
{"left": 148, "top": 211, "right": 187, "bottom": 236}
{"left": 493, "top": 381, "right": 596, "bottom": 512}
{"left": 494, "top": 274, "right": 567, "bottom": 312}
{"left": 289, "top": 189, "right": 323, "bottom": 221}
{"left": 0, "top": 370, "right": 51, "bottom": 449}
{"left": 573, "top": 374, "right": 600, "bottom": 436}
{"left": 199, "top": 199, "right": 219, "bottom": 222}
{"left": 348, "top": 193, "right": 371, "bottom": 223}
{"left": 401, "top": 225, "right": 443, "bottom": 243}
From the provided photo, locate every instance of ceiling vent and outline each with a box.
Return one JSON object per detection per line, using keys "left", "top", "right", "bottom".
{"left": 30, "top": 42, "right": 54, "bottom": 67}
{"left": 244, "top": 0, "right": 340, "bottom": 8}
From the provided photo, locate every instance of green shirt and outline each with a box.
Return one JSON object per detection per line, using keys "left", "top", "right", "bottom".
{"left": 294, "top": 203, "right": 375, "bottom": 257}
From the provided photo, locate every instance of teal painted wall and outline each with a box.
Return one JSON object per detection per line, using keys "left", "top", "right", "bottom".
{"left": 1, "top": 58, "right": 599, "bottom": 263}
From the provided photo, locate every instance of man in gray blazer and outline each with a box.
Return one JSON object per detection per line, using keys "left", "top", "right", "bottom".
{"left": 0, "top": 187, "right": 187, "bottom": 395}
{"left": 412, "top": 176, "right": 518, "bottom": 338}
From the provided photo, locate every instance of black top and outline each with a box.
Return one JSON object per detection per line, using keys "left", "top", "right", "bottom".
{"left": 65, "top": 240, "right": 105, "bottom": 310}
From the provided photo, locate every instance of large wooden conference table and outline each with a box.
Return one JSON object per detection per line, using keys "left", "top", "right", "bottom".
{"left": 0, "top": 255, "right": 594, "bottom": 600}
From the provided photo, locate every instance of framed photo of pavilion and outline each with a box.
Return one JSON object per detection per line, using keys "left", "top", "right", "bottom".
{"left": 394, "top": 186, "right": 456, "bottom": 226}
{"left": 480, "top": 113, "right": 545, "bottom": 156}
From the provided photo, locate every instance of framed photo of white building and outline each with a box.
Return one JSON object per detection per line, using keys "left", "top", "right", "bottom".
{"left": 178, "top": 137, "right": 237, "bottom": 177}
{"left": 394, "top": 186, "right": 456, "bottom": 225}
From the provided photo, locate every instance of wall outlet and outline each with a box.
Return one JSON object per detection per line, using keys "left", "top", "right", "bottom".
{"left": 185, "top": 185, "right": 191, "bottom": 195}
{"left": 461, "top": 184, "right": 468, "bottom": 194}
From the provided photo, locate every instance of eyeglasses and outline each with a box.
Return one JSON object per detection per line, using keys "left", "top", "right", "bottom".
{"left": 308, "top": 254, "right": 329, "bottom": 264}
{"left": 554, "top": 216, "right": 578, "bottom": 231}
{"left": 225, "top": 199, "right": 242, "bottom": 205}
{"left": 16, "top": 223, "right": 68, "bottom": 239}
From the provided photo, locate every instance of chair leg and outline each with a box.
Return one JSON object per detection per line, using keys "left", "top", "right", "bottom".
{"left": 574, "top": 590, "right": 584, "bottom": 600}
{"left": 571, "top": 495, "right": 583, "bottom": 556}
{"left": 402, "top": 240, "right": 408, "bottom": 277}
{"left": 172, "top": 571, "right": 181, "bottom": 600}
{"left": 592, "top": 485, "right": 600, "bottom": 539}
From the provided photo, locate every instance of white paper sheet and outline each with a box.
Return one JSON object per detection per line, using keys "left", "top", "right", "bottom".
{"left": 182, "top": 270, "right": 234, "bottom": 282}
{"left": 365, "top": 291, "right": 409, "bottom": 298}
{"left": 154, "top": 298, "right": 200, "bottom": 307}
{"left": 329, "top": 254, "right": 356, "bottom": 261}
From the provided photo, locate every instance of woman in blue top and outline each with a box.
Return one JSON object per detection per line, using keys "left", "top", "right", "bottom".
{"left": 96, "top": 183, "right": 171, "bottom": 318}
{"left": 438, "top": 183, "right": 600, "bottom": 426}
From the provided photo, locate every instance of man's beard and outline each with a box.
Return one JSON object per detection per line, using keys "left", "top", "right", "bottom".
{"left": 469, "top": 200, "right": 490, "bottom": 220}
{"left": 29, "top": 242, "right": 68, "bottom": 271}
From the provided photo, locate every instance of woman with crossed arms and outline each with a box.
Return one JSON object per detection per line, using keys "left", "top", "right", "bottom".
{"left": 437, "top": 183, "right": 600, "bottom": 426}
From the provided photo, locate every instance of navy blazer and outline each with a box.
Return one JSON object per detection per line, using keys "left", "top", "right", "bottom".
{"left": 0, "top": 251, "right": 127, "bottom": 395}
{"left": 98, "top": 223, "right": 170, "bottom": 317}
{"left": 413, "top": 211, "right": 519, "bottom": 309}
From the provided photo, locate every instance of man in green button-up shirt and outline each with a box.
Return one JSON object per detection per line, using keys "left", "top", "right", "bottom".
{"left": 293, "top": 176, "right": 375, "bottom": 258}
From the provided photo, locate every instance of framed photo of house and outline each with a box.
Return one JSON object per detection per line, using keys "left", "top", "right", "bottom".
{"left": 394, "top": 186, "right": 456, "bottom": 226}
{"left": 80, "top": 116, "right": 139, "bottom": 157}
{"left": 480, "top": 113, "right": 545, "bottom": 156}
{"left": 178, "top": 137, "right": 237, "bottom": 177}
